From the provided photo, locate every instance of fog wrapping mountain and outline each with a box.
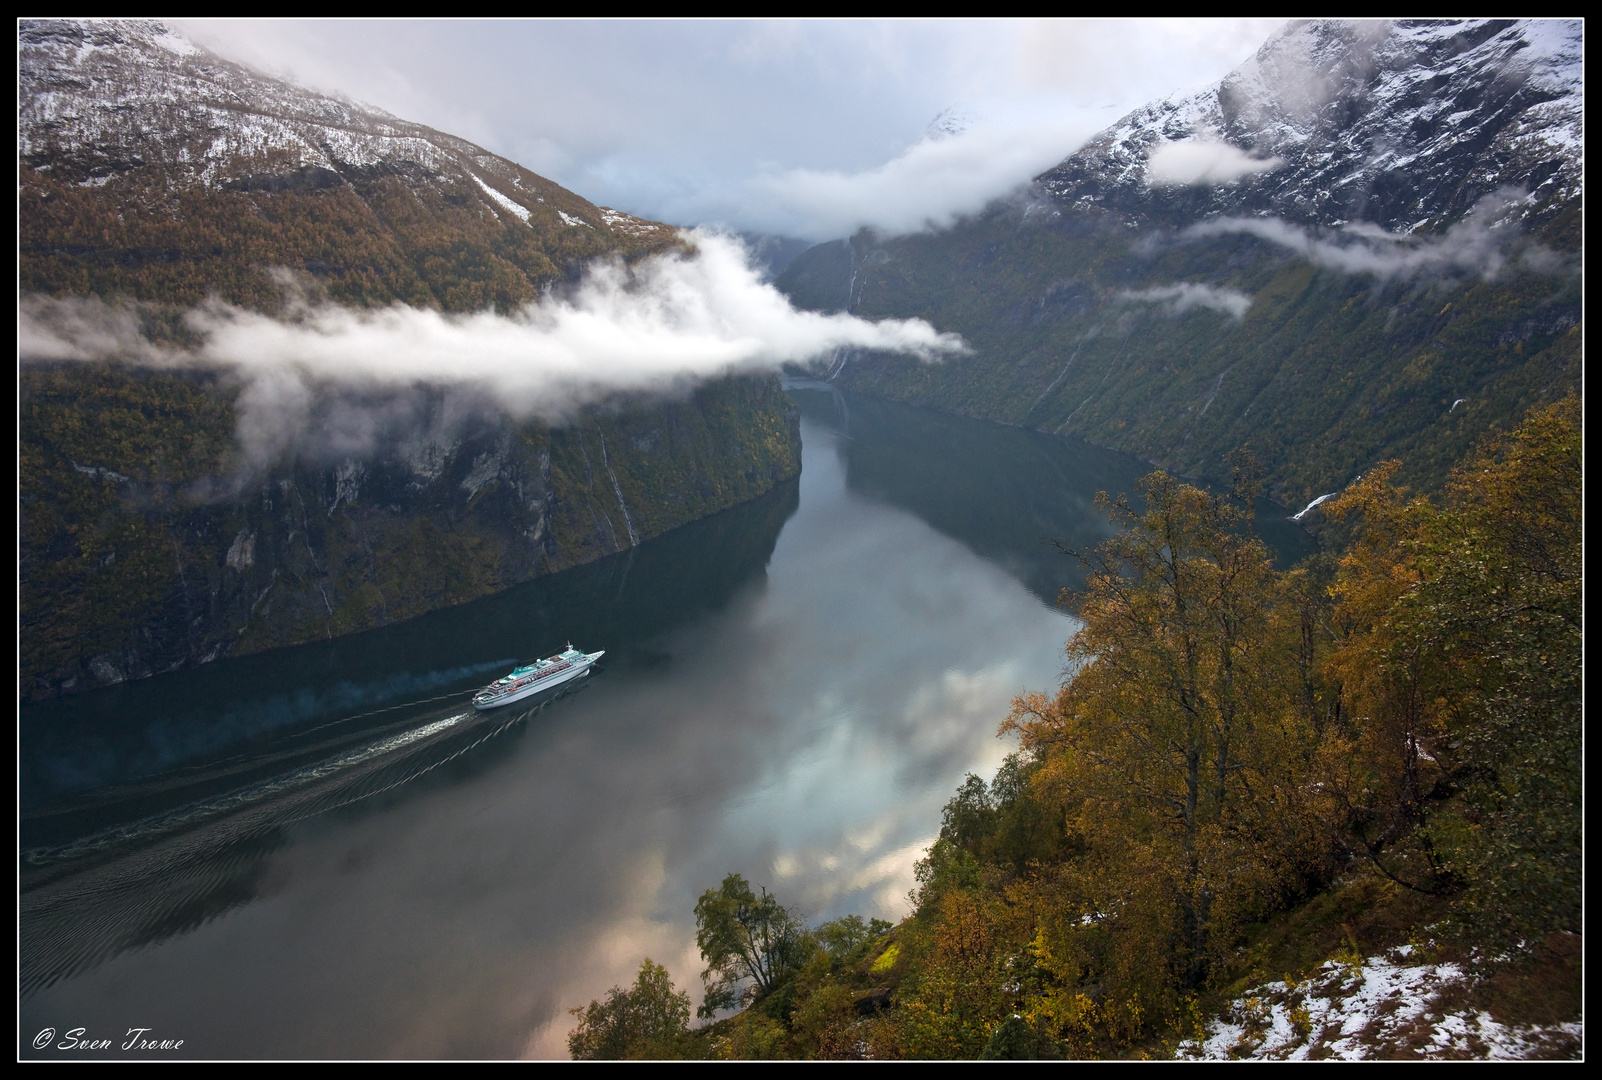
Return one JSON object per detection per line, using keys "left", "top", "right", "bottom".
{"left": 19, "top": 20, "right": 801, "bottom": 701}
{"left": 778, "top": 19, "right": 1581, "bottom": 507}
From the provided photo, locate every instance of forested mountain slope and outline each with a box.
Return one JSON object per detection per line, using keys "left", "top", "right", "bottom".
{"left": 19, "top": 20, "right": 801, "bottom": 700}
{"left": 778, "top": 19, "right": 1581, "bottom": 509}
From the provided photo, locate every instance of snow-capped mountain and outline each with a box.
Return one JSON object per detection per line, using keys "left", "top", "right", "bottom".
{"left": 18, "top": 19, "right": 807, "bottom": 700}
{"left": 1038, "top": 19, "right": 1582, "bottom": 232}
{"left": 775, "top": 17, "right": 1581, "bottom": 514}
{"left": 18, "top": 18, "right": 669, "bottom": 242}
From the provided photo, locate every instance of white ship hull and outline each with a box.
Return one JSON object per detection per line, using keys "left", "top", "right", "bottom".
{"left": 473, "top": 647, "right": 604, "bottom": 710}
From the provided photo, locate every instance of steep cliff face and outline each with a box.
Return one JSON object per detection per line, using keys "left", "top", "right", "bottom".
{"left": 18, "top": 20, "right": 803, "bottom": 700}
{"left": 21, "top": 366, "right": 799, "bottom": 700}
{"left": 777, "top": 19, "right": 1581, "bottom": 507}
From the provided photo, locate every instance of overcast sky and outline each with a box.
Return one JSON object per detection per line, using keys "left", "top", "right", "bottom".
{"left": 176, "top": 19, "right": 1286, "bottom": 240}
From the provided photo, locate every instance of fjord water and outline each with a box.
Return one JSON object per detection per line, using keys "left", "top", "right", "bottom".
{"left": 20, "top": 385, "right": 1311, "bottom": 1059}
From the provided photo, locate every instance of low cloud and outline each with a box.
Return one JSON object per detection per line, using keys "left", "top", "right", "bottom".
{"left": 752, "top": 118, "right": 1094, "bottom": 239}
{"left": 1117, "top": 283, "right": 1252, "bottom": 320}
{"left": 1181, "top": 190, "right": 1554, "bottom": 280}
{"left": 1146, "top": 138, "right": 1283, "bottom": 187}
{"left": 173, "top": 20, "right": 1286, "bottom": 242}
{"left": 20, "top": 232, "right": 965, "bottom": 476}
{"left": 17, "top": 298, "right": 168, "bottom": 365}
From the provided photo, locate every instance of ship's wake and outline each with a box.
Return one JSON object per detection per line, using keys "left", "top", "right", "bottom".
{"left": 20, "top": 680, "right": 589, "bottom": 997}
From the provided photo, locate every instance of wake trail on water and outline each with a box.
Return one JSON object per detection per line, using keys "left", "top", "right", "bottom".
{"left": 23, "top": 710, "right": 470, "bottom": 867}
{"left": 20, "top": 680, "right": 591, "bottom": 996}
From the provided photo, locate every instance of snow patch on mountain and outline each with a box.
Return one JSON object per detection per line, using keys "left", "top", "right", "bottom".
{"left": 472, "top": 174, "right": 532, "bottom": 224}
{"left": 1038, "top": 19, "right": 1582, "bottom": 233}
{"left": 598, "top": 207, "right": 675, "bottom": 240}
{"left": 18, "top": 18, "right": 648, "bottom": 244}
{"left": 21, "top": 20, "right": 437, "bottom": 184}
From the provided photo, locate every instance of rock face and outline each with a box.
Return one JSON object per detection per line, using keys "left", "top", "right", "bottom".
{"left": 1040, "top": 19, "right": 1581, "bottom": 233}
{"left": 18, "top": 20, "right": 803, "bottom": 700}
{"left": 777, "top": 19, "right": 1581, "bottom": 507}
{"left": 21, "top": 366, "right": 799, "bottom": 701}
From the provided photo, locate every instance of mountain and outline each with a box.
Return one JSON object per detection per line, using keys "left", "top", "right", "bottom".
{"left": 19, "top": 18, "right": 678, "bottom": 311}
{"left": 1039, "top": 19, "right": 1580, "bottom": 233}
{"left": 19, "top": 19, "right": 801, "bottom": 701}
{"left": 777, "top": 19, "right": 1581, "bottom": 510}
{"left": 20, "top": 365, "right": 798, "bottom": 701}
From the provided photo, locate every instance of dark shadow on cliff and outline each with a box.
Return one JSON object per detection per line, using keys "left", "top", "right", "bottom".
{"left": 21, "top": 475, "right": 800, "bottom": 828}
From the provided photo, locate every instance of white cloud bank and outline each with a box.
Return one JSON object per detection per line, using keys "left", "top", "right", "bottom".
{"left": 1181, "top": 190, "right": 1553, "bottom": 280}
{"left": 1117, "top": 283, "right": 1253, "bottom": 320}
{"left": 752, "top": 118, "right": 1095, "bottom": 239}
{"left": 1146, "top": 138, "right": 1283, "bottom": 187}
{"left": 20, "top": 232, "right": 965, "bottom": 474}
{"left": 166, "top": 20, "right": 1290, "bottom": 241}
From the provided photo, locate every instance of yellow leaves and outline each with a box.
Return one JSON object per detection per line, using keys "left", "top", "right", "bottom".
{"left": 1020, "top": 987, "right": 1101, "bottom": 1051}
{"left": 998, "top": 690, "right": 1055, "bottom": 743}
{"left": 1402, "top": 353, "right": 1437, "bottom": 383}
{"left": 934, "top": 892, "right": 996, "bottom": 972}
{"left": 1005, "top": 469, "right": 1352, "bottom": 1033}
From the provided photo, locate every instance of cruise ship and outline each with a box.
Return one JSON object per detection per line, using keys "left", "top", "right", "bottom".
{"left": 472, "top": 644, "right": 604, "bottom": 710}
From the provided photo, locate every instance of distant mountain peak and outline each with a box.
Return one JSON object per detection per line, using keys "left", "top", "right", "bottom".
{"left": 925, "top": 107, "right": 972, "bottom": 141}
{"left": 1037, "top": 18, "right": 1582, "bottom": 233}
{"left": 18, "top": 18, "right": 676, "bottom": 244}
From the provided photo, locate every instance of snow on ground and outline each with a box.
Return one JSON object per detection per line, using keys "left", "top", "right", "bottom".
{"left": 471, "top": 174, "right": 532, "bottom": 224}
{"left": 597, "top": 207, "right": 673, "bottom": 238}
{"left": 1176, "top": 945, "right": 1582, "bottom": 1060}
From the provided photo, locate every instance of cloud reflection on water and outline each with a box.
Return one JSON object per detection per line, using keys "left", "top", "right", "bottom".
{"left": 22, "top": 415, "right": 1073, "bottom": 1060}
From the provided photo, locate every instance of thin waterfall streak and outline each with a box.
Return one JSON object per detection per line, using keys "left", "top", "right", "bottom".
{"left": 1032, "top": 342, "right": 1085, "bottom": 410}
{"left": 1197, "top": 366, "right": 1231, "bottom": 418}
{"left": 596, "top": 429, "right": 639, "bottom": 547}
{"left": 1061, "top": 329, "right": 1136, "bottom": 430}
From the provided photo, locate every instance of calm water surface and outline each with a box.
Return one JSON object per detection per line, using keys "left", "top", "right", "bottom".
{"left": 19, "top": 385, "right": 1311, "bottom": 1058}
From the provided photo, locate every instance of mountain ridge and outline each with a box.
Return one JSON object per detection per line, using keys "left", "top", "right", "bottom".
{"left": 20, "top": 18, "right": 678, "bottom": 312}
{"left": 1039, "top": 19, "right": 1580, "bottom": 233}
{"left": 18, "top": 19, "right": 803, "bottom": 700}
{"left": 776, "top": 17, "right": 1582, "bottom": 511}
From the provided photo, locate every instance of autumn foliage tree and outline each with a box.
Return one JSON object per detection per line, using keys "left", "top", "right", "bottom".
{"left": 1324, "top": 396, "right": 1581, "bottom": 951}
{"left": 571, "top": 401, "right": 1580, "bottom": 1060}
{"left": 997, "top": 464, "right": 1340, "bottom": 1043}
